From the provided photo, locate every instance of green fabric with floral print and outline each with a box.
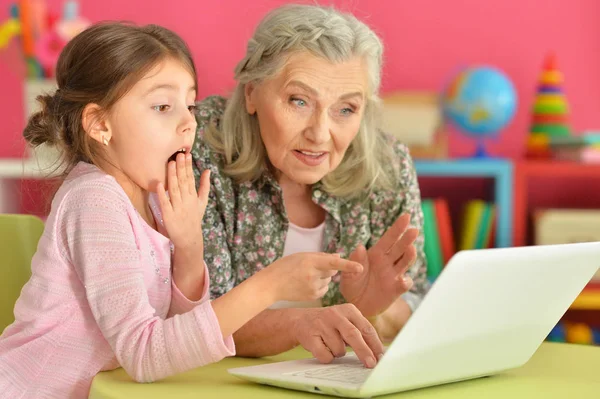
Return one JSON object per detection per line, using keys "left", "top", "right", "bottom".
{"left": 191, "top": 96, "right": 429, "bottom": 308}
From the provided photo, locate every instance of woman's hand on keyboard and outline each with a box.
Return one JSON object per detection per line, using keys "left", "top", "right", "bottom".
{"left": 291, "top": 304, "right": 384, "bottom": 369}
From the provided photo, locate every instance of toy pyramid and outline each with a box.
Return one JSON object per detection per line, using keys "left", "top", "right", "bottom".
{"left": 526, "top": 53, "right": 571, "bottom": 158}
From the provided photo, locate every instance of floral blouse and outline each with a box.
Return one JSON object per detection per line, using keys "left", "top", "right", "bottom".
{"left": 191, "top": 96, "right": 429, "bottom": 309}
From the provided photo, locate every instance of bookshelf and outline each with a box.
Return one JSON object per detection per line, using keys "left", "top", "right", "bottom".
{"left": 414, "top": 158, "right": 513, "bottom": 248}
{"left": 416, "top": 159, "right": 600, "bottom": 321}
{"left": 513, "top": 160, "right": 600, "bottom": 246}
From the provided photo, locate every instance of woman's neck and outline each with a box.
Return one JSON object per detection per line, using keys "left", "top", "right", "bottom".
{"left": 278, "top": 175, "right": 325, "bottom": 228}
{"left": 277, "top": 174, "right": 311, "bottom": 198}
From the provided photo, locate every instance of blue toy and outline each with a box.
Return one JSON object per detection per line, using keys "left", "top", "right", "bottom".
{"left": 441, "top": 66, "right": 517, "bottom": 158}
{"left": 592, "top": 327, "right": 600, "bottom": 345}
{"left": 546, "top": 322, "right": 566, "bottom": 342}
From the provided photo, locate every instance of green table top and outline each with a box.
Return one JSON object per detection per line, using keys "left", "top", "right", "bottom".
{"left": 89, "top": 342, "right": 600, "bottom": 399}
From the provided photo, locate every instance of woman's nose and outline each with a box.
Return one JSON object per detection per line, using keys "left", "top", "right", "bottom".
{"left": 304, "top": 110, "right": 330, "bottom": 144}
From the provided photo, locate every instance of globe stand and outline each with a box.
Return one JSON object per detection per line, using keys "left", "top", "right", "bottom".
{"left": 473, "top": 140, "right": 490, "bottom": 158}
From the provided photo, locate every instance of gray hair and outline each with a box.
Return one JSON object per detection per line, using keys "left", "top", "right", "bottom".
{"left": 204, "top": 3, "right": 395, "bottom": 198}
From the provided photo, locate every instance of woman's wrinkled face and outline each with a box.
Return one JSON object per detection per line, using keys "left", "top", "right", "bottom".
{"left": 245, "top": 51, "right": 368, "bottom": 186}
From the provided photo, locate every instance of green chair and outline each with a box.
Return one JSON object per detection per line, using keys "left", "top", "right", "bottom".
{"left": 0, "top": 214, "right": 44, "bottom": 333}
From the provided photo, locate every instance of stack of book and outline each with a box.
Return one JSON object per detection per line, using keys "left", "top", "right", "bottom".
{"left": 550, "top": 133, "right": 600, "bottom": 163}
{"left": 457, "top": 200, "right": 496, "bottom": 251}
{"left": 421, "top": 198, "right": 454, "bottom": 282}
{"left": 421, "top": 199, "right": 495, "bottom": 282}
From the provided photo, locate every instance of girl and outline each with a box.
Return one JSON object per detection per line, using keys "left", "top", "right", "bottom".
{"left": 0, "top": 22, "right": 362, "bottom": 399}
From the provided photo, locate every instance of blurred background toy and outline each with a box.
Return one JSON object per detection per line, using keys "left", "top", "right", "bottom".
{"left": 441, "top": 65, "right": 517, "bottom": 158}
{"left": 0, "top": 18, "right": 20, "bottom": 49}
{"left": 565, "top": 322, "right": 595, "bottom": 345}
{"left": 0, "top": 0, "right": 90, "bottom": 78}
{"left": 546, "top": 322, "right": 566, "bottom": 343}
{"left": 548, "top": 321, "right": 600, "bottom": 345}
{"left": 526, "top": 53, "right": 571, "bottom": 159}
{"left": 55, "top": 0, "right": 89, "bottom": 42}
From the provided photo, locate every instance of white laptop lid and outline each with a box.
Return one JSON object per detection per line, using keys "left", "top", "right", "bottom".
{"left": 361, "top": 242, "right": 600, "bottom": 394}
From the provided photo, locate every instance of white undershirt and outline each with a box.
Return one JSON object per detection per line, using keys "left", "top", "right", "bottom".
{"left": 270, "top": 221, "right": 326, "bottom": 309}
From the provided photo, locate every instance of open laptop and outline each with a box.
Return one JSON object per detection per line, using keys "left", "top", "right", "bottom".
{"left": 229, "top": 242, "right": 600, "bottom": 398}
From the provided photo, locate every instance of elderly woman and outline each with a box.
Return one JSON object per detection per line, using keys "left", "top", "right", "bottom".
{"left": 191, "top": 4, "right": 429, "bottom": 368}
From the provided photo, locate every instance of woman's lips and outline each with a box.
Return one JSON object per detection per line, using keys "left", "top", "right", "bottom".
{"left": 293, "top": 150, "right": 328, "bottom": 166}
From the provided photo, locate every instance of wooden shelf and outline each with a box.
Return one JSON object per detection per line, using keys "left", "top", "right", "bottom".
{"left": 0, "top": 158, "right": 62, "bottom": 180}
{"left": 571, "top": 288, "right": 600, "bottom": 310}
{"left": 513, "top": 160, "right": 600, "bottom": 246}
{"left": 0, "top": 145, "right": 62, "bottom": 179}
{"left": 415, "top": 158, "right": 513, "bottom": 248}
{"left": 0, "top": 159, "right": 46, "bottom": 179}
{"left": 516, "top": 160, "right": 600, "bottom": 178}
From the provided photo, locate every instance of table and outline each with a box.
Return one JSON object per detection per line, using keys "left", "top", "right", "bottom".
{"left": 89, "top": 342, "right": 600, "bottom": 399}
{"left": 415, "top": 158, "right": 513, "bottom": 248}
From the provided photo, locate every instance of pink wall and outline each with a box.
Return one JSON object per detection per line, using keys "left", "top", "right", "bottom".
{"left": 1, "top": 0, "right": 600, "bottom": 159}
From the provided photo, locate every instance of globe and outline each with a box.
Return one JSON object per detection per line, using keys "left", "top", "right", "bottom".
{"left": 441, "top": 66, "right": 517, "bottom": 157}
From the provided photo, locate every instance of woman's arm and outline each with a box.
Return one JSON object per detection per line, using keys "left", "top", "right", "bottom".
{"left": 231, "top": 308, "right": 302, "bottom": 356}
{"left": 370, "top": 297, "right": 412, "bottom": 343}
{"left": 398, "top": 145, "right": 429, "bottom": 304}
{"left": 372, "top": 142, "right": 429, "bottom": 339}
{"left": 233, "top": 304, "right": 384, "bottom": 369}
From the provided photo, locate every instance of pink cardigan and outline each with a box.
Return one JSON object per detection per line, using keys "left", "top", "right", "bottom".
{"left": 0, "top": 162, "right": 235, "bottom": 399}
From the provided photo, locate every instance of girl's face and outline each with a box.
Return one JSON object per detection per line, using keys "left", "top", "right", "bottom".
{"left": 99, "top": 58, "right": 198, "bottom": 197}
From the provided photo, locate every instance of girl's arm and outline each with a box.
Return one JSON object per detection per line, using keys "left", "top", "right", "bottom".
{"left": 63, "top": 180, "right": 358, "bottom": 382}
{"left": 62, "top": 181, "right": 235, "bottom": 383}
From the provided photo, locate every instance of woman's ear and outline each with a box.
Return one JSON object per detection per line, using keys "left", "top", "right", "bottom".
{"left": 244, "top": 82, "right": 257, "bottom": 115}
{"left": 82, "top": 103, "right": 111, "bottom": 146}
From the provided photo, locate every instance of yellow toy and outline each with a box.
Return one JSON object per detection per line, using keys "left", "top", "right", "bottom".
{"left": 565, "top": 322, "right": 594, "bottom": 345}
{"left": 0, "top": 18, "right": 20, "bottom": 49}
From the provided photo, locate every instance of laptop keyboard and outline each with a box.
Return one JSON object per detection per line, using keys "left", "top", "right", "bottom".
{"left": 290, "top": 364, "right": 372, "bottom": 384}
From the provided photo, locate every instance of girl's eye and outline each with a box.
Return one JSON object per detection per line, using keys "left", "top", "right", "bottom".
{"left": 153, "top": 105, "right": 170, "bottom": 112}
{"left": 340, "top": 107, "right": 355, "bottom": 115}
{"left": 187, "top": 104, "right": 197, "bottom": 113}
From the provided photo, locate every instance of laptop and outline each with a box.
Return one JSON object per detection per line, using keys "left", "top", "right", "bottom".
{"left": 229, "top": 242, "right": 600, "bottom": 398}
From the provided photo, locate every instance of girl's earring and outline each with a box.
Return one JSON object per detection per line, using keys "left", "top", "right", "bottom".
{"left": 102, "top": 136, "right": 110, "bottom": 146}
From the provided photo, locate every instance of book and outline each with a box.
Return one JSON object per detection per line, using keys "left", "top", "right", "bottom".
{"left": 475, "top": 203, "right": 495, "bottom": 249}
{"left": 434, "top": 198, "right": 455, "bottom": 264}
{"left": 534, "top": 208, "right": 600, "bottom": 247}
{"left": 380, "top": 92, "right": 442, "bottom": 146}
{"left": 459, "top": 200, "right": 486, "bottom": 250}
{"left": 422, "top": 199, "right": 443, "bottom": 280}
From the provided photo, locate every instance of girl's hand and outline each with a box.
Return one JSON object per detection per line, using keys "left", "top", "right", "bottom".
{"left": 264, "top": 252, "right": 363, "bottom": 302}
{"left": 157, "top": 152, "right": 210, "bottom": 299}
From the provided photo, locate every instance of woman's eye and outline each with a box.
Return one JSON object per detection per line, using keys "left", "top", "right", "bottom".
{"left": 153, "top": 105, "right": 170, "bottom": 112}
{"left": 187, "top": 104, "right": 198, "bottom": 113}
{"left": 290, "top": 97, "right": 307, "bottom": 107}
{"left": 340, "top": 107, "right": 355, "bottom": 115}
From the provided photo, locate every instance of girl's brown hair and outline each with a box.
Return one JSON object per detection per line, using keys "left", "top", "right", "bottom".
{"left": 23, "top": 22, "right": 197, "bottom": 177}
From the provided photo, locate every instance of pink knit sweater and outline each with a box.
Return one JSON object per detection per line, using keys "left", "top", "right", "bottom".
{"left": 0, "top": 162, "right": 235, "bottom": 399}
